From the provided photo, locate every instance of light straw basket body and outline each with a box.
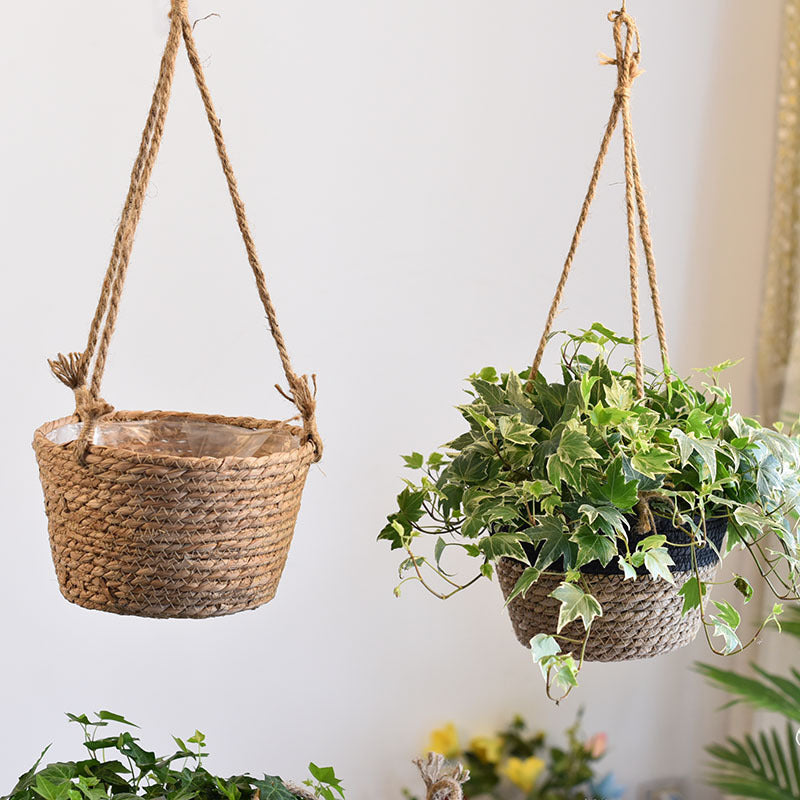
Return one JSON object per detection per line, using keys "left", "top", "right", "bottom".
{"left": 33, "top": 411, "right": 315, "bottom": 619}
{"left": 496, "top": 557, "right": 719, "bottom": 662}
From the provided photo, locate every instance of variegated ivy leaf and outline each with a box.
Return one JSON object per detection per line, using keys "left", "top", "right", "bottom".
{"left": 549, "top": 582, "right": 603, "bottom": 632}
{"left": 711, "top": 600, "right": 742, "bottom": 654}
{"left": 643, "top": 547, "right": 675, "bottom": 584}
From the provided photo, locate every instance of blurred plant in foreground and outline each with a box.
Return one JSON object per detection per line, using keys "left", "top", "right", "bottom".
{"left": 404, "top": 713, "right": 623, "bottom": 799}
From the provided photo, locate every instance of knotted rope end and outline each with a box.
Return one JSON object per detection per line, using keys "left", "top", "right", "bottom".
{"left": 275, "top": 374, "right": 323, "bottom": 461}
{"left": 48, "top": 352, "right": 85, "bottom": 390}
{"left": 415, "top": 754, "right": 469, "bottom": 800}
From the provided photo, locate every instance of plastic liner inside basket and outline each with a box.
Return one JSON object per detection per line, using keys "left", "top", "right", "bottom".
{"left": 46, "top": 418, "right": 300, "bottom": 458}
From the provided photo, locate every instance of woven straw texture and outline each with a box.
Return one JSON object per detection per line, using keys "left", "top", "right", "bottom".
{"left": 496, "top": 558, "right": 718, "bottom": 662}
{"left": 33, "top": 1, "right": 321, "bottom": 618}
{"left": 34, "top": 411, "right": 315, "bottom": 619}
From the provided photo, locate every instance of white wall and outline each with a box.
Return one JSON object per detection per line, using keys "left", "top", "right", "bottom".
{"left": 0, "top": 1, "right": 782, "bottom": 797}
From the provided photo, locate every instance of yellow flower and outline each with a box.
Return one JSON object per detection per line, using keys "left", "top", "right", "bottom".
{"left": 470, "top": 735, "right": 504, "bottom": 764}
{"left": 427, "top": 723, "right": 460, "bottom": 759}
{"left": 501, "top": 756, "right": 546, "bottom": 792}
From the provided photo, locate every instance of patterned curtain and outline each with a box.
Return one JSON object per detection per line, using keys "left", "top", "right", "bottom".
{"left": 753, "top": 0, "right": 800, "bottom": 729}
{"left": 759, "top": 0, "right": 800, "bottom": 424}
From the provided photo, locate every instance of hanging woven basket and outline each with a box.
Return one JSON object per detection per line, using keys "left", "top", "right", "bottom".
{"left": 33, "top": 0, "right": 322, "bottom": 620}
{"left": 497, "top": 518, "right": 726, "bottom": 661}
{"left": 496, "top": 6, "right": 718, "bottom": 660}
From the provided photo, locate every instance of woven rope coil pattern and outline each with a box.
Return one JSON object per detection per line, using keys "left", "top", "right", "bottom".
{"left": 496, "top": 558, "right": 718, "bottom": 661}
{"left": 34, "top": 411, "right": 315, "bottom": 619}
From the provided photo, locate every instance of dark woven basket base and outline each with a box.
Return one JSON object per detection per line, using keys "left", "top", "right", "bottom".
{"left": 496, "top": 558, "right": 718, "bottom": 662}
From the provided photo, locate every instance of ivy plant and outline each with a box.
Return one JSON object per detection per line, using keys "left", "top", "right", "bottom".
{"left": 2, "top": 712, "right": 345, "bottom": 800}
{"left": 379, "top": 324, "right": 800, "bottom": 696}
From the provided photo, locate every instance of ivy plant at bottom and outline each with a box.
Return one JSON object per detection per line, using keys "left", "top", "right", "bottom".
{"left": 2, "top": 712, "right": 345, "bottom": 800}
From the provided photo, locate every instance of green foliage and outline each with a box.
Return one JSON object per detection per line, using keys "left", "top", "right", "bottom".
{"left": 699, "top": 606, "right": 800, "bottom": 799}
{"left": 379, "top": 324, "right": 800, "bottom": 692}
{"left": 2, "top": 713, "right": 344, "bottom": 800}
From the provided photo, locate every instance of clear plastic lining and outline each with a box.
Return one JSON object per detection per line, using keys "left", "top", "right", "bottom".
{"left": 46, "top": 418, "right": 300, "bottom": 458}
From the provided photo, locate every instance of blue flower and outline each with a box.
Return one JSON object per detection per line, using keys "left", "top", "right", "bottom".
{"left": 588, "top": 772, "right": 625, "bottom": 799}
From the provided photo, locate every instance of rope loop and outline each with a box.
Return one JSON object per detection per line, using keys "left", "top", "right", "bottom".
{"left": 530, "top": 4, "right": 670, "bottom": 397}
{"left": 51, "top": 0, "right": 321, "bottom": 463}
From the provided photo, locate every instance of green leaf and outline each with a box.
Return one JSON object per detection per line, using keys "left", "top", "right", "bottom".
{"left": 449, "top": 450, "right": 490, "bottom": 483}
{"left": 498, "top": 416, "right": 537, "bottom": 445}
{"left": 631, "top": 449, "right": 675, "bottom": 479}
{"left": 589, "top": 405, "right": 631, "bottom": 427}
{"left": 479, "top": 531, "right": 528, "bottom": 562}
{"left": 521, "top": 480, "right": 553, "bottom": 500}
{"left": 714, "top": 600, "right": 742, "bottom": 630}
{"left": 33, "top": 777, "right": 73, "bottom": 800}
{"left": 643, "top": 547, "right": 675, "bottom": 584}
{"left": 696, "top": 662, "right": 800, "bottom": 723}
{"left": 709, "top": 602, "right": 742, "bottom": 654}
{"left": 474, "top": 366, "right": 498, "bottom": 384}
{"left": 530, "top": 632, "right": 560, "bottom": 663}
{"left": 557, "top": 429, "right": 601, "bottom": 467}
{"left": 96, "top": 712, "right": 137, "bottom": 727}
{"left": 588, "top": 457, "right": 639, "bottom": 511}
{"left": 528, "top": 518, "right": 573, "bottom": 572}
{"left": 638, "top": 534, "right": 667, "bottom": 551}
{"left": 505, "top": 567, "right": 541, "bottom": 604}
{"left": 617, "top": 557, "right": 637, "bottom": 580}
{"left": 733, "top": 574, "right": 754, "bottom": 603}
{"left": 402, "top": 452, "right": 424, "bottom": 469}
{"left": 571, "top": 524, "right": 616, "bottom": 568}
{"left": 4, "top": 747, "right": 52, "bottom": 800}
{"left": 251, "top": 777, "right": 295, "bottom": 800}
{"left": 677, "top": 575, "right": 707, "bottom": 614}
{"left": 549, "top": 582, "right": 603, "bottom": 632}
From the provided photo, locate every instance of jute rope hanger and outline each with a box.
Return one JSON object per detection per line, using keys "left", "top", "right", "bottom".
{"left": 529, "top": 4, "right": 670, "bottom": 398}
{"left": 49, "top": 0, "right": 322, "bottom": 462}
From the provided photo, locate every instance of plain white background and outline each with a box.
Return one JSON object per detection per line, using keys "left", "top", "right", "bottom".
{"left": 0, "top": 1, "right": 784, "bottom": 797}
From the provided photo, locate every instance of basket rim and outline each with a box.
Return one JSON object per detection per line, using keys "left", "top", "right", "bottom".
{"left": 33, "top": 409, "right": 317, "bottom": 469}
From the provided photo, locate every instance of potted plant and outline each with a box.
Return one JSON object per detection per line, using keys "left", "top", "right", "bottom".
{"left": 2, "top": 712, "right": 345, "bottom": 800}
{"left": 379, "top": 324, "right": 800, "bottom": 697}
{"left": 698, "top": 605, "right": 800, "bottom": 799}
{"left": 404, "top": 713, "right": 622, "bottom": 800}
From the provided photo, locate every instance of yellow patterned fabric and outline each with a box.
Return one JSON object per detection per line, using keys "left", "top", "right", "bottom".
{"left": 760, "top": 0, "right": 800, "bottom": 424}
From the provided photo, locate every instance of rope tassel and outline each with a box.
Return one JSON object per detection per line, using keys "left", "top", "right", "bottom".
{"left": 48, "top": 352, "right": 85, "bottom": 390}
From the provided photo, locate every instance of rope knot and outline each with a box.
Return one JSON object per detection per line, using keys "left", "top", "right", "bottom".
{"left": 415, "top": 754, "right": 469, "bottom": 800}
{"left": 73, "top": 386, "right": 114, "bottom": 423}
{"left": 601, "top": 8, "right": 642, "bottom": 106}
{"left": 169, "top": 0, "right": 188, "bottom": 20}
{"left": 275, "top": 374, "right": 323, "bottom": 461}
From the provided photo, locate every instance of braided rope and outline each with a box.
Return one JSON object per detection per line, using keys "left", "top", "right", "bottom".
{"left": 530, "top": 6, "right": 670, "bottom": 395}
{"left": 51, "top": 0, "right": 321, "bottom": 462}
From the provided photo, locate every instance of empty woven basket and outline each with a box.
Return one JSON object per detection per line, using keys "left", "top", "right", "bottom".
{"left": 33, "top": 1, "right": 322, "bottom": 619}
{"left": 496, "top": 517, "right": 726, "bottom": 661}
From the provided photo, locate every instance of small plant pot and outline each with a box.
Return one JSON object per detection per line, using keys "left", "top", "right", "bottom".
{"left": 496, "top": 516, "right": 726, "bottom": 661}
{"left": 33, "top": 410, "right": 316, "bottom": 619}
